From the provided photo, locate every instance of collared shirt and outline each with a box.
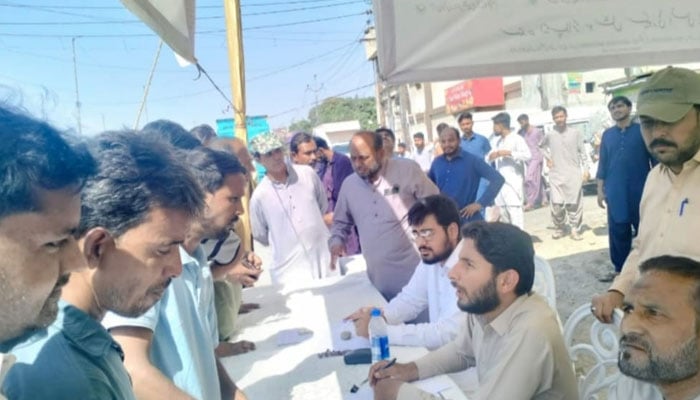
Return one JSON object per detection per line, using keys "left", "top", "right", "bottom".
{"left": 488, "top": 132, "right": 531, "bottom": 206}
{"left": 251, "top": 163, "right": 332, "bottom": 284}
{"left": 413, "top": 294, "right": 579, "bottom": 400}
{"left": 411, "top": 146, "right": 434, "bottom": 173}
{"left": 384, "top": 242, "right": 462, "bottom": 350}
{"left": 102, "top": 246, "right": 221, "bottom": 400}
{"left": 596, "top": 122, "right": 654, "bottom": 223}
{"left": 0, "top": 353, "right": 14, "bottom": 400}
{"left": 330, "top": 157, "right": 439, "bottom": 300}
{"left": 428, "top": 150, "right": 504, "bottom": 216}
{"left": 540, "top": 126, "right": 589, "bottom": 204}
{"left": 2, "top": 301, "right": 135, "bottom": 400}
{"left": 611, "top": 148, "right": 700, "bottom": 295}
{"left": 460, "top": 133, "right": 491, "bottom": 158}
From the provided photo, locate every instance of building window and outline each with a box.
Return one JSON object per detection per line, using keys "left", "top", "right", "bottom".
{"left": 585, "top": 82, "right": 595, "bottom": 93}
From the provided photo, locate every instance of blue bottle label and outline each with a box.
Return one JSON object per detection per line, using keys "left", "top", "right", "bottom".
{"left": 371, "top": 336, "right": 390, "bottom": 362}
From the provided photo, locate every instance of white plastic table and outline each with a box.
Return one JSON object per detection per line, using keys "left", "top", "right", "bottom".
{"left": 221, "top": 272, "right": 468, "bottom": 400}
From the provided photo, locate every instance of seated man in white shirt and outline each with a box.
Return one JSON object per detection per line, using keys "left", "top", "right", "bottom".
{"left": 345, "top": 194, "right": 462, "bottom": 350}
{"left": 369, "top": 221, "right": 578, "bottom": 400}
{"left": 616, "top": 255, "right": 700, "bottom": 400}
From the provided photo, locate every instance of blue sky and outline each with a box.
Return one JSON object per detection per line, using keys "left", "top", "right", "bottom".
{"left": 0, "top": 0, "right": 375, "bottom": 134}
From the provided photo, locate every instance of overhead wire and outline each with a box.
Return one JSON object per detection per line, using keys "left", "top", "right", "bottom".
{"left": 268, "top": 82, "right": 373, "bottom": 119}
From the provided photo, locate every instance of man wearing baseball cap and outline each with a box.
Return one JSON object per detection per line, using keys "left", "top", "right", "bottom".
{"left": 249, "top": 132, "right": 334, "bottom": 284}
{"left": 591, "top": 66, "right": 700, "bottom": 323}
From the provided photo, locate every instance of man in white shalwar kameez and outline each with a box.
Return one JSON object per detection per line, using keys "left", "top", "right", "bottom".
{"left": 486, "top": 112, "right": 531, "bottom": 229}
{"left": 249, "top": 133, "right": 334, "bottom": 285}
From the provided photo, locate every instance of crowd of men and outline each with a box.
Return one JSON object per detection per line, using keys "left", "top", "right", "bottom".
{"left": 0, "top": 65, "right": 699, "bottom": 400}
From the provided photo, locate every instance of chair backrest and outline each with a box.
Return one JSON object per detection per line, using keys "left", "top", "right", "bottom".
{"left": 563, "top": 302, "right": 624, "bottom": 399}
{"left": 533, "top": 255, "right": 557, "bottom": 310}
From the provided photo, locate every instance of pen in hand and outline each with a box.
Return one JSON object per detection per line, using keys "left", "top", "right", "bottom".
{"left": 349, "top": 358, "right": 397, "bottom": 393}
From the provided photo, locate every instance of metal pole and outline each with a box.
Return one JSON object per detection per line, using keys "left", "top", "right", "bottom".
{"left": 134, "top": 41, "right": 163, "bottom": 129}
{"left": 71, "top": 37, "right": 82, "bottom": 135}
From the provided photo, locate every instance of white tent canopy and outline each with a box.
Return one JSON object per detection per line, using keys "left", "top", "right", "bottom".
{"left": 374, "top": 0, "right": 700, "bottom": 84}
{"left": 121, "top": 0, "right": 196, "bottom": 65}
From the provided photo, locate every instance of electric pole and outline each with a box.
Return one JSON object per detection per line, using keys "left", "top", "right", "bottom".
{"left": 71, "top": 37, "right": 82, "bottom": 135}
{"left": 306, "top": 74, "right": 324, "bottom": 126}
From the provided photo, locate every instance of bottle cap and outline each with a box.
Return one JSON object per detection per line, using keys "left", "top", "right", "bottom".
{"left": 371, "top": 308, "right": 381, "bottom": 317}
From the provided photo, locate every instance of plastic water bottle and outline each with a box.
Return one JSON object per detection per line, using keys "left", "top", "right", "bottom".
{"left": 369, "top": 308, "right": 390, "bottom": 362}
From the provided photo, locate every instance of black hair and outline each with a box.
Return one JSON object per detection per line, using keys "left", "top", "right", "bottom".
{"left": 461, "top": 221, "right": 535, "bottom": 296}
{"left": 289, "top": 132, "right": 315, "bottom": 154}
{"left": 639, "top": 256, "right": 700, "bottom": 314}
{"left": 142, "top": 119, "right": 201, "bottom": 150}
{"left": 375, "top": 127, "right": 395, "bottom": 143}
{"left": 413, "top": 132, "right": 425, "bottom": 139}
{"left": 314, "top": 136, "right": 330, "bottom": 150}
{"left": 457, "top": 112, "right": 473, "bottom": 123}
{"left": 608, "top": 96, "right": 632, "bottom": 110}
{"left": 407, "top": 195, "right": 461, "bottom": 233}
{"left": 79, "top": 130, "right": 204, "bottom": 237}
{"left": 436, "top": 122, "right": 449, "bottom": 134}
{"left": 0, "top": 105, "right": 96, "bottom": 219}
{"left": 185, "top": 147, "right": 246, "bottom": 193}
{"left": 492, "top": 112, "right": 511, "bottom": 129}
{"left": 439, "top": 126, "right": 461, "bottom": 141}
{"left": 517, "top": 114, "right": 529, "bottom": 122}
{"left": 190, "top": 124, "right": 217, "bottom": 144}
{"left": 551, "top": 106, "right": 568, "bottom": 117}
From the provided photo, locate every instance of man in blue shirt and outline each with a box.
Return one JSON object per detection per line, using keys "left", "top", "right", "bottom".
{"left": 458, "top": 111, "right": 491, "bottom": 158}
{"left": 429, "top": 126, "right": 504, "bottom": 223}
{"left": 2, "top": 131, "right": 205, "bottom": 399}
{"left": 596, "top": 96, "right": 655, "bottom": 282}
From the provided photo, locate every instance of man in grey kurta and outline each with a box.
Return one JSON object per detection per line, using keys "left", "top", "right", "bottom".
{"left": 540, "top": 106, "right": 590, "bottom": 240}
{"left": 330, "top": 131, "right": 439, "bottom": 301}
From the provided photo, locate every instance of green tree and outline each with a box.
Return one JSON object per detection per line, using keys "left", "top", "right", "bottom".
{"left": 288, "top": 96, "right": 377, "bottom": 131}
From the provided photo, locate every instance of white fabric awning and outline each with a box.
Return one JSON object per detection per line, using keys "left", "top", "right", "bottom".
{"left": 121, "top": 0, "right": 197, "bottom": 64}
{"left": 374, "top": 0, "right": 700, "bottom": 84}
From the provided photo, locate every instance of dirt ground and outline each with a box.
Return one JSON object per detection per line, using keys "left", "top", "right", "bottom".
{"left": 252, "top": 192, "right": 612, "bottom": 325}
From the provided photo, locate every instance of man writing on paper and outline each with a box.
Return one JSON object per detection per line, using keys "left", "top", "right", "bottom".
{"left": 368, "top": 222, "right": 578, "bottom": 400}
{"left": 345, "top": 195, "right": 462, "bottom": 350}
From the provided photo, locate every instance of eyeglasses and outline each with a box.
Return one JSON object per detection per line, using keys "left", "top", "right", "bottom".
{"left": 411, "top": 229, "right": 435, "bottom": 240}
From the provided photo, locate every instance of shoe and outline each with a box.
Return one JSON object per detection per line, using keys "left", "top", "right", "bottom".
{"left": 597, "top": 271, "right": 619, "bottom": 283}
{"left": 570, "top": 231, "right": 583, "bottom": 241}
{"left": 552, "top": 230, "right": 566, "bottom": 239}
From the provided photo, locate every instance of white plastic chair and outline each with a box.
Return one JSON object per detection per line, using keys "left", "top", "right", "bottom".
{"left": 533, "top": 255, "right": 557, "bottom": 310}
{"left": 563, "top": 303, "right": 624, "bottom": 400}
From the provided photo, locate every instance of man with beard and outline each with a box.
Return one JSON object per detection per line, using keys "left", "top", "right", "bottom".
{"left": 313, "top": 137, "right": 359, "bottom": 255}
{"left": 616, "top": 256, "right": 700, "bottom": 400}
{"left": 592, "top": 67, "right": 700, "bottom": 323}
{"left": 429, "top": 126, "right": 504, "bottom": 224}
{"left": 517, "top": 114, "right": 547, "bottom": 210}
{"left": 250, "top": 132, "right": 333, "bottom": 284}
{"left": 330, "top": 131, "right": 439, "bottom": 301}
{"left": 345, "top": 195, "right": 463, "bottom": 350}
{"left": 2, "top": 131, "right": 204, "bottom": 399}
{"left": 595, "top": 96, "right": 655, "bottom": 283}
{"left": 104, "top": 145, "right": 250, "bottom": 400}
{"left": 540, "top": 106, "right": 590, "bottom": 241}
{"left": 0, "top": 106, "right": 95, "bottom": 398}
{"left": 368, "top": 222, "right": 578, "bottom": 400}
{"left": 289, "top": 131, "right": 318, "bottom": 166}
{"left": 486, "top": 112, "right": 531, "bottom": 229}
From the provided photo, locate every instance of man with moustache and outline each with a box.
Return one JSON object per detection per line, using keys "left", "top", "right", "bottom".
{"left": 596, "top": 96, "right": 655, "bottom": 283}
{"left": 289, "top": 131, "right": 318, "bottom": 166}
{"left": 345, "top": 195, "right": 463, "bottom": 350}
{"left": 2, "top": 131, "right": 204, "bottom": 399}
{"left": 0, "top": 106, "right": 95, "bottom": 398}
{"left": 250, "top": 132, "right": 333, "bottom": 284}
{"left": 330, "top": 131, "right": 439, "bottom": 301}
{"left": 486, "top": 112, "right": 531, "bottom": 229}
{"left": 104, "top": 146, "right": 250, "bottom": 400}
{"left": 540, "top": 105, "right": 590, "bottom": 241}
{"left": 616, "top": 256, "right": 700, "bottom": 400}
{"left": 429, "top": 126, "right": 504, "bottom": 224}
{"left": 368, "top": 222, "right": 578, "bottom": 400}
{"left": 592, "top": 67, "right": 700, "bottom": 323}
